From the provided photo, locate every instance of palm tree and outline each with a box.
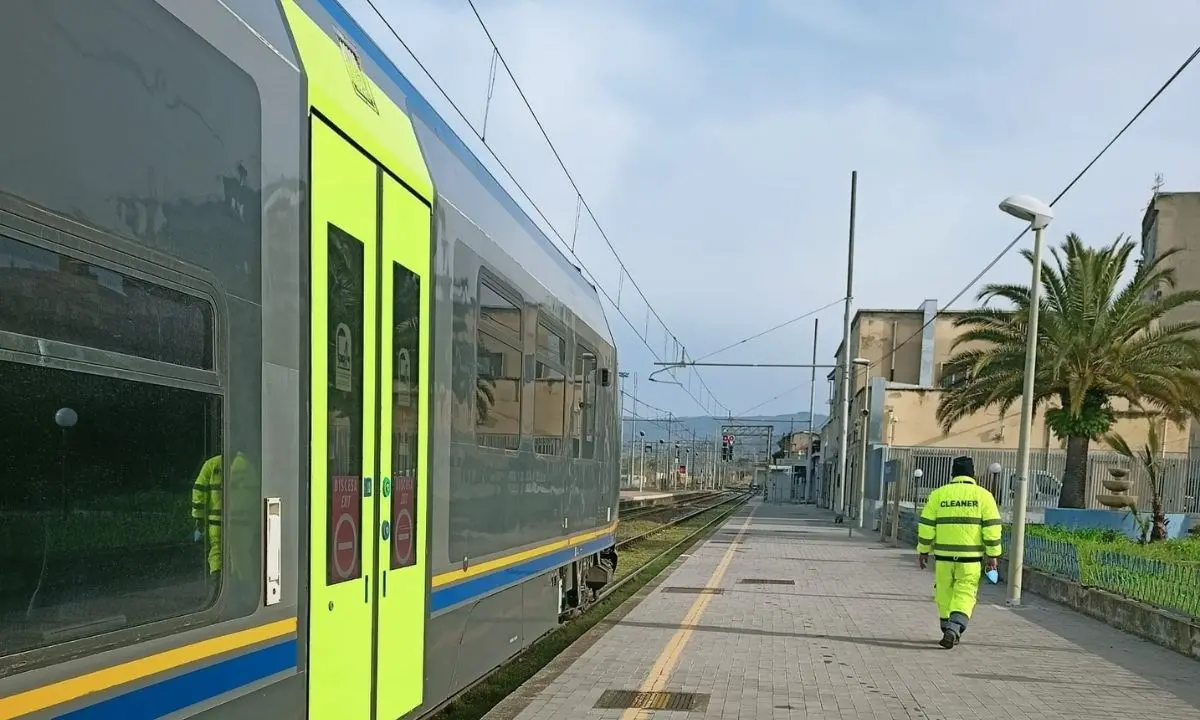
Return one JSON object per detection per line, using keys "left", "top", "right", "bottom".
{"left": 936, "top": 233, "right": 1200, "bottom": 508}
{"left": 1105, "top": 421, "right": 1169, "bottom": 542}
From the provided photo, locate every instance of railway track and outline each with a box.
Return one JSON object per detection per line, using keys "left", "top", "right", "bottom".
{"left": 429, "top": 491, "right": 750, "bottom": 719}
{"left": 616, "top": 490, "right": 725, "bottom": 522}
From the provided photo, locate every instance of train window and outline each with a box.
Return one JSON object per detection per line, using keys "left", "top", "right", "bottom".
{"left": 476, "top": 331, "right": 522, "bottom": 451}
{"left": 0, "top": 234, "right": 215, "bottom": 369}
{"left": 479, "top": 281, "right": 521, "bottom": 336}
{"left": 327, "top": 225, "right": 365, "bottom": 585}
{"left": 573, "top": 345, "right": 598, "bottom": 459}
{"left": 533, "top": 320, "right": 567, "bottom": 456}
{"left": 536, "top": 323, "right": 567, "bottom": 365}
{"left": 391, "top": 262, "right": 420, "bottom": 569}
{"left": 0, "top": 360, "right": 222, "bottom": 657}
{"left": 533, "top": 361, "right": 567, "bottom": 456}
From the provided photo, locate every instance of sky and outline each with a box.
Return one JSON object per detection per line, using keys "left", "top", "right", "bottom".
{"left": 343, "top": 0, "right": 1200, "bottom": 424}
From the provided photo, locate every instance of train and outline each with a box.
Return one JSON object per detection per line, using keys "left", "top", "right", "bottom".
{"left": 0, "top": 0, "right": 622, "bottom": 717}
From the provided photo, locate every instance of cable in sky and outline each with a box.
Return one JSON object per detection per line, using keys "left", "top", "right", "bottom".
{"left": 694, "top": 297, "right": 845, "bottom": 363}
{"left": 854, "top": 41, "right": 1200, "bottom": 377}
{"left": 360, "top": 0, "right": 727, "bottom": 415}
{"left": 459, "top": 0, "right": 728, "bottom": 412}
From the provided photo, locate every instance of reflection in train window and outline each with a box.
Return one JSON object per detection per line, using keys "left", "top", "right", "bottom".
{"left": 391, "top": 261, "right": 421, "bottom": 569}
{"left": 533, "top": 361, "right": 566, "bottom": 456}
{"left": 573, "top": 345, "right": 598, "bottom": 459}
{"left": 536, "top": 323, "right": 566, "bottom": 365}
{"left": 326, "top": 224, "right": 365, "bottom": 585}
{"left": 0, "top": 361, "right": 223, "bottom": 657}
{"left": 476, "top": 331, "right": 521, "bottom": 451}
{"left": 0, "top": 234, "right": 215, "bottom": 369}
{"left": 479, "top": 281, "right": 520, "bottom": 335}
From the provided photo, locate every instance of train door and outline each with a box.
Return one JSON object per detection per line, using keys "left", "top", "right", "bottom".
{"left": 307, "top": 115, "right": 431, "bottom": 720}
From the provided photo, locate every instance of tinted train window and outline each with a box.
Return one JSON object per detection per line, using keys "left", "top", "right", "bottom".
{"left": 476, "top": 332, "right": 522, "bottom": 451}
{"left": 479, "top": 282, "right": 520, "bottom": 335}
{"left": 0, "top": 361, "right": 222, "bottom": 657}
{"left": 0, "top": 235, "right": 214, "bottom": 369}
{"left": 533, "top": 361, "right": 566, "bottom": 456}
{"left": 533, "top": 320, "right": 567, "bottom": 456}
{"left": 327, "top": 225, "right": 365, "bottom": 585}
{"left": 391, "top": 263, "right": 420, "bottom": 569}
{"left": 536, "top": 323, "right": 566, "bottom": 365}
{"left": 573, "top": 346, "right": 598, "bottom": 459}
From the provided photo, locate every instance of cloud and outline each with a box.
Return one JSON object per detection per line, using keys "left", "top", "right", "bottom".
{"left": 346, "top": 0, "right": 1200, "bottom": 420}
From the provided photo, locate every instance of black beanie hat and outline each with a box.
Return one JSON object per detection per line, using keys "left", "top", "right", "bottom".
{"left": 951, "top": 455, "right": 975, "bottom": 478}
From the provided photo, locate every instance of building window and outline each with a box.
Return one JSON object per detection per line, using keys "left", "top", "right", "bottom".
{"left": 533, "top": 320, "right": 567, "bottom": 456}
{"left": 573, "top": 344, "right": 598, "bottom": 459}
{"left": 476, "top": 277, "right": 523, "bottom": 451}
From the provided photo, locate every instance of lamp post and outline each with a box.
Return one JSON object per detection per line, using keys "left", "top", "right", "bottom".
{"left": 852, "top": 357, "right": 871, "bottom": 530}
{"left": 638, "top": 430, "right": 646, "bottom": 492}
{"left": 998, "top": 193, "right": 1054, "bottom": 607}
{"left": 988, "top": 461, "right": 1003, "bottom": 499}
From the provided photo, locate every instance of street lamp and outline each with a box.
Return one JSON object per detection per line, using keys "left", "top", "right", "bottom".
{"left": 637, "top": 430, "right": 646, "bottom": 492}
{"left": 998, "top": 193, "right": 1054, "bottom": 607}
{"left": 852, "top": 357, "right": 871, "bottom": 529}
{"left": 988, "top": 461, "right": 1003, "bottom": 497}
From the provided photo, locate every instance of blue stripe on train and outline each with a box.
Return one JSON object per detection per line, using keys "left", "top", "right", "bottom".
{"left": 431, "top": 535, "right": 615, "bottom": 613}
{"left": 55, "top": 639, "right": 297, "bottom": 719}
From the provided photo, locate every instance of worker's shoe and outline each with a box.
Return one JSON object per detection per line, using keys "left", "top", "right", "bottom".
{"left": 938, "top": 630, "right": 957, "bottom": 649}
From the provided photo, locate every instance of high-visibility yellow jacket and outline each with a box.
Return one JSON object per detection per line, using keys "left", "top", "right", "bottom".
{"left": 192, "top": 452, "right": 253, "bottom": 575}
{"left": 916, "top": 475, "right": 1003, "bottom": 559}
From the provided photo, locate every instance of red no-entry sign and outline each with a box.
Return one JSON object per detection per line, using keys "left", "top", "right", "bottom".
{"left": 392, "top": 475, "right": 416, "bottom": 569}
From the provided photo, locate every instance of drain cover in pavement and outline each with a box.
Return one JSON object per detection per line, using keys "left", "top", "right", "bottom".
{"left": 738, "top": 578, "right": 795, "bottom": 585}
{"left": 594, "top": 690, "right": 708, "bottom": 711}
{"left": 661, "top": 586, "right": 724, "bottom": 594}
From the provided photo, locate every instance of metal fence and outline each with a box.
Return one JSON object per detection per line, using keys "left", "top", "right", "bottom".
{"left": 885, "top": 509, "right": 1200, "bottom": 618}
{"left": 884, "top": 445, "right": 1200, "bottom": 516}
{"left": 1000, "top": 527, "right": 1200, "bottom": 619}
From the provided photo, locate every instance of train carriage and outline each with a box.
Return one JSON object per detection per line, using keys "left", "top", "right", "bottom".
{"left": 0, "top": 0, "right": 621, "bottom": 717}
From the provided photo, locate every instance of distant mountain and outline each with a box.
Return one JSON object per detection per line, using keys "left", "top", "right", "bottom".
{"left": 621, "top": 412, "right": 827, "bottom": 446}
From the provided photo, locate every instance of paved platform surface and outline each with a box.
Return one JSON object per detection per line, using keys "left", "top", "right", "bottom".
{"left": 484, "top": 500, "right": 1200, "bottom": 720}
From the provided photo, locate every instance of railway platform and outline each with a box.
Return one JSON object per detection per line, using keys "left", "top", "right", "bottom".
{"left": 483, "top": 500, "right": 1200, "bottom": 720}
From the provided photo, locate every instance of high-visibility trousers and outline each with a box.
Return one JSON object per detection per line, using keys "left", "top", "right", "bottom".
{"left": 934, "top": 559, "right": 981, "bottom": 635}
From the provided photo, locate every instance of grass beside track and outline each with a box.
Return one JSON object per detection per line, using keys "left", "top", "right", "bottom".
{"left": 429, "top": 499, "right": 744, "bottom": 720}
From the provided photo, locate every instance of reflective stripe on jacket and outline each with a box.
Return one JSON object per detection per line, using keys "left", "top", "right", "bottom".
{"left": 916, "top": 475, "right": 1003, "bottom": 559}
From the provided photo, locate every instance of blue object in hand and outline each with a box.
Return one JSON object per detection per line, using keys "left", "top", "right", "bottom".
{"left": 985, "top": 568, "right": 999, "bottom": 584}
{"left": 194, "top": 529, "right": 203, "bottom": 543}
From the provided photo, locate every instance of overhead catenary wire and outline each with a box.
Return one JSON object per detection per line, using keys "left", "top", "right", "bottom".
{"left": 460, "top": 0, "right": 727, "bottom": 412}
{"left": 694, "top": 297, "right": 845, "bottom": 363}
{"left": 840, "top": 42, "right": 1200, "bottom": 381}
{"left": 361, "top": 0, "right": 727, "bottom": 415}
{"left": 739, "top": 43, "right": 1200, "bottom": 419}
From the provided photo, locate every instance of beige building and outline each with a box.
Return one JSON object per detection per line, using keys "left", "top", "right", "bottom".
{"left": 816, "top": 301, "right": 1190, "bottom": 515}
{"left": 1142, "top": 190, "right": 1200, "bottom": 460}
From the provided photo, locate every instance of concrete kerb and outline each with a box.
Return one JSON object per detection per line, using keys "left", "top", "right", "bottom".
{"left": 998, "top": 557, "right": 1200, "bottom": 660}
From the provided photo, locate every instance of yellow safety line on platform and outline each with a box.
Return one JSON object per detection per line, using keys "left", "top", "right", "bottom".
{"left": 620, "top": 503, "right": 758, "bottom": 720}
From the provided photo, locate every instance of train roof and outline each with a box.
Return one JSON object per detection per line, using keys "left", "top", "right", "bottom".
{"left": 299, "top": 0, "right": 611, "bottom": 341}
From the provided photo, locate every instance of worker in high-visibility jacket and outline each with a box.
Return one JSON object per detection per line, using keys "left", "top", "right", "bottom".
{"left": 192, "top": 451, "right": 254, "bottom": 602}
{"left": 916, "top": 455, "right": 1003, "bottom": 649}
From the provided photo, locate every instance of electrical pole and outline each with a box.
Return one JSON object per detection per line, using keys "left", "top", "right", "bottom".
{"left": 806, "top": 317, "right": 818, "bottom": 504}
{"left": 835, "top": 170, "right": 857, "bottom": 523}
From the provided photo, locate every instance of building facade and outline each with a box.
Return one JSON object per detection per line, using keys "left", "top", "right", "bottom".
{"left": 816, "top": 301, "right": 1191, "bottom": 520}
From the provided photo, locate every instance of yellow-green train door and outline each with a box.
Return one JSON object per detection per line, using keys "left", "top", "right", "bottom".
{"left": 374, "top": 174, "right": 432, "bottom": 719}
{"left": 308, "top": 115, "right": 381, "bottom": 720}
